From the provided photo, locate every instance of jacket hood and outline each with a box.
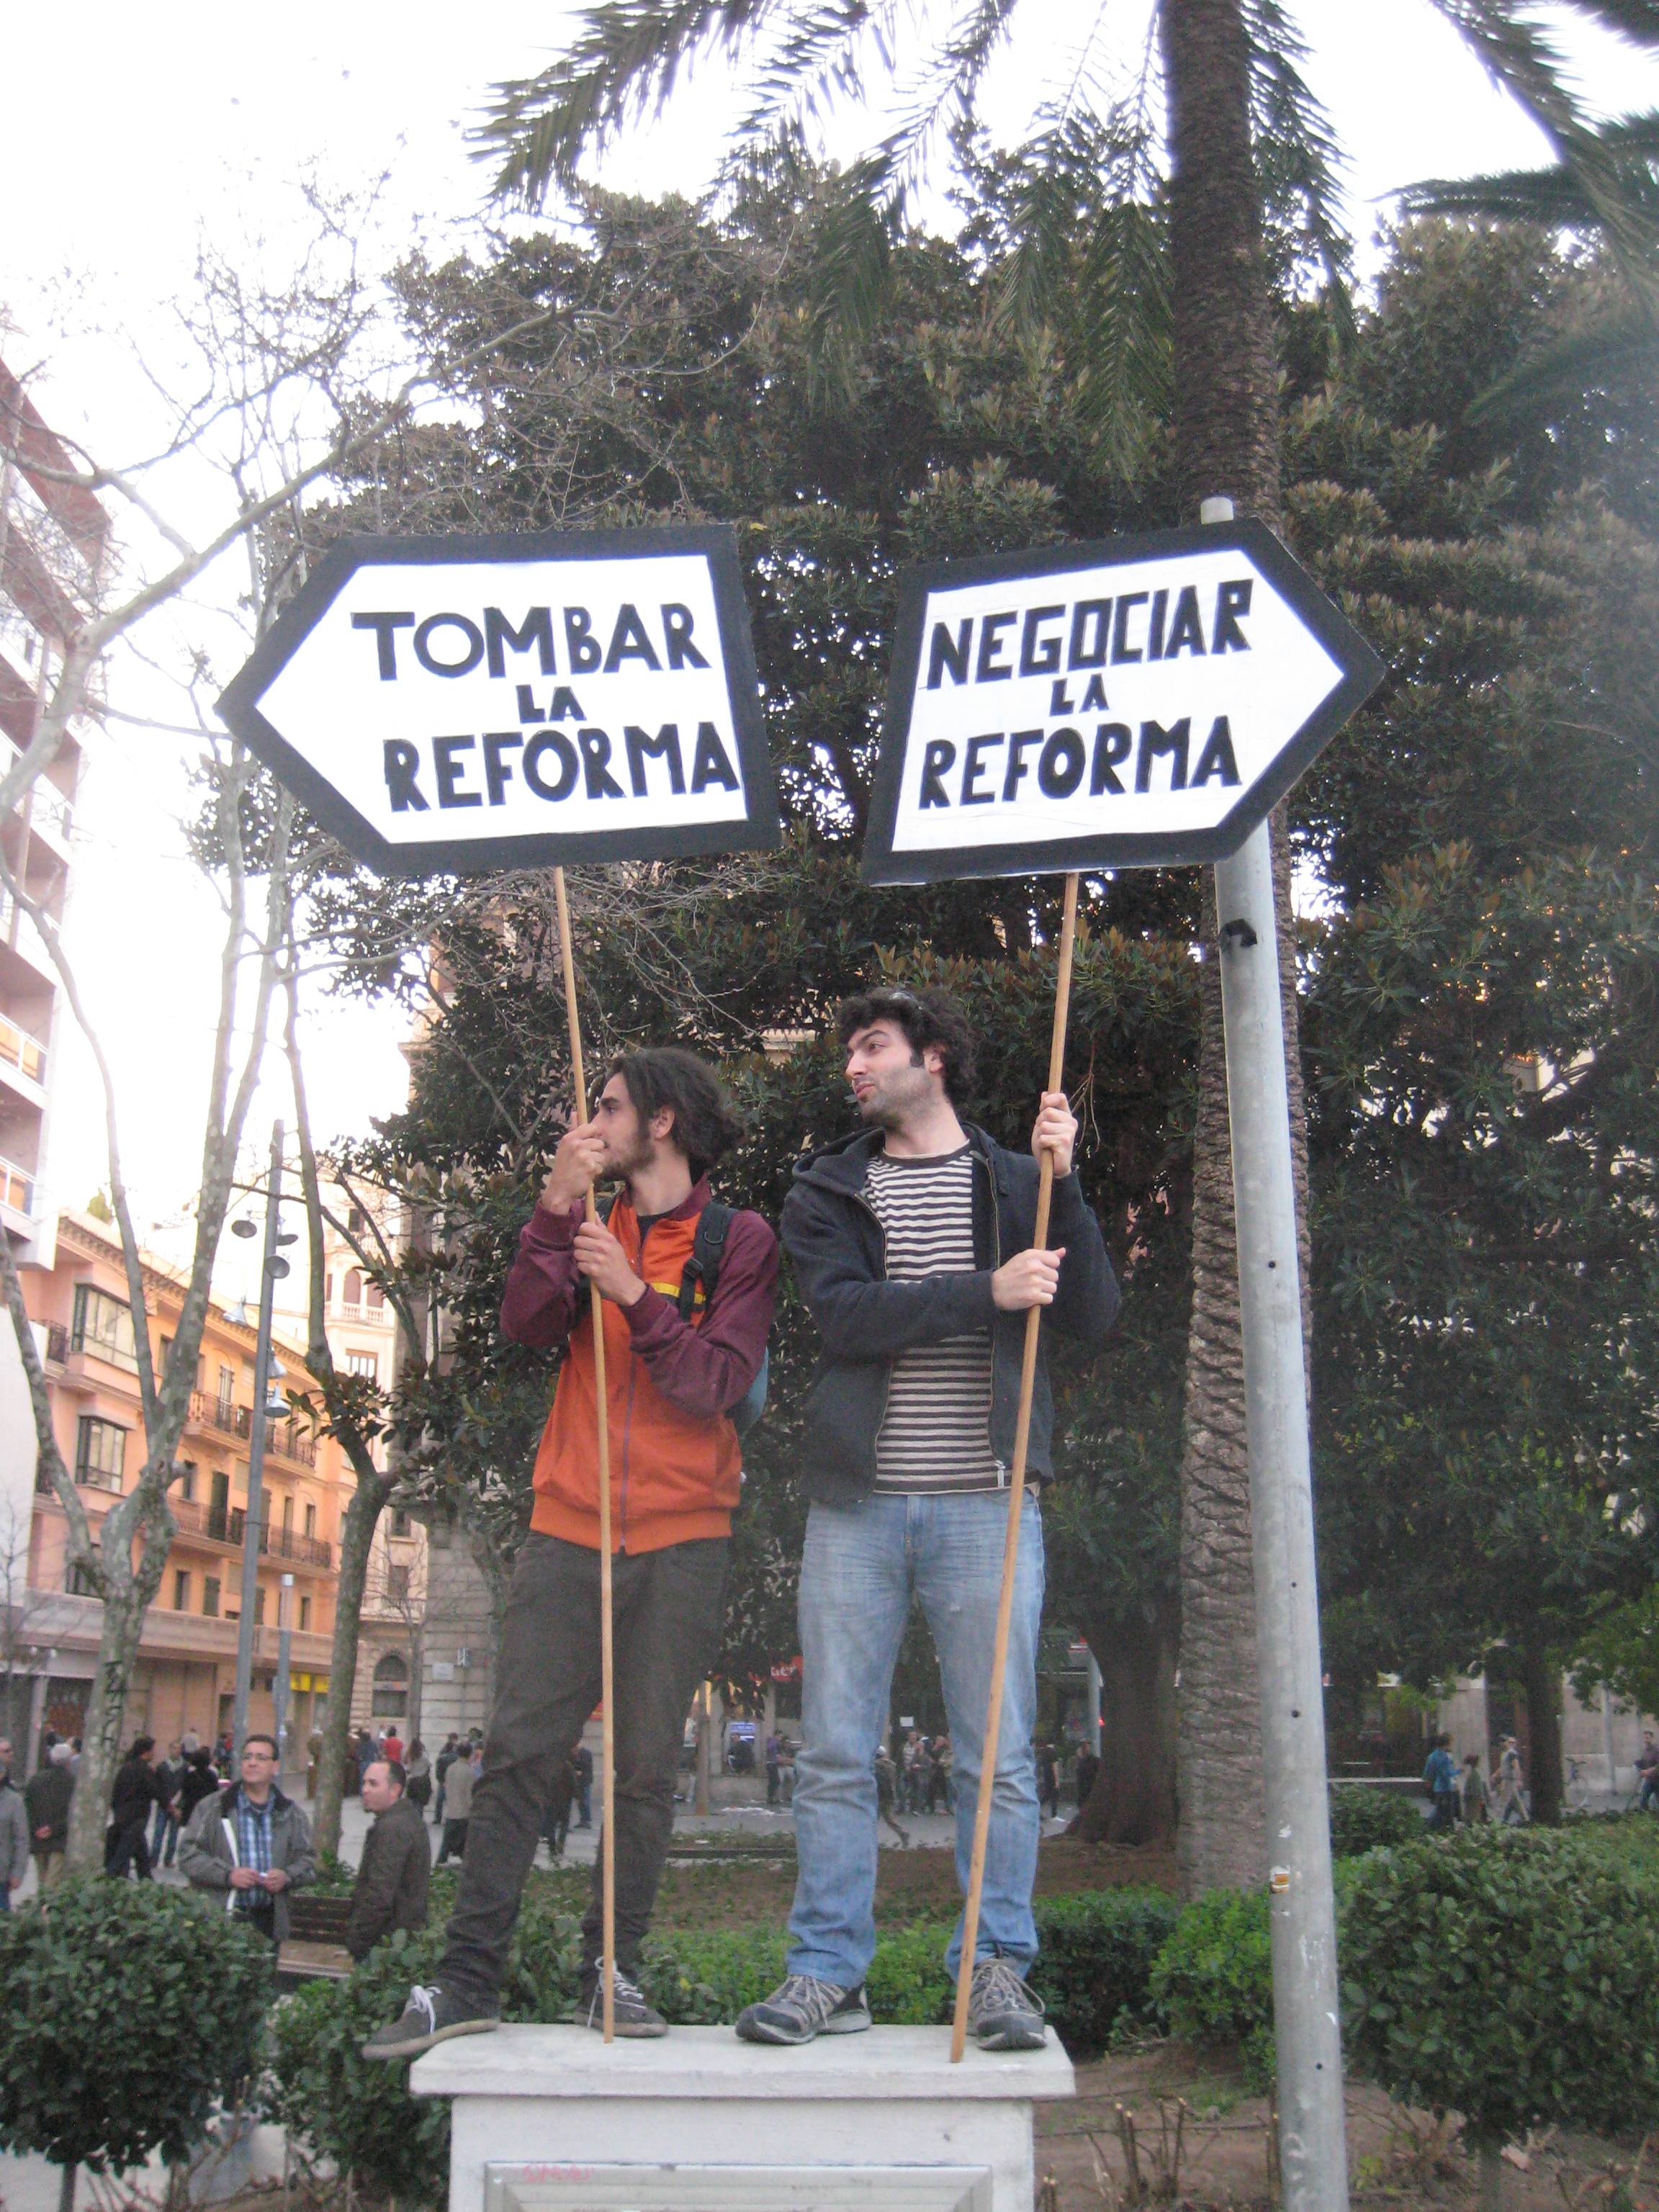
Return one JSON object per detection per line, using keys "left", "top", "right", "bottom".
{"left": 791, "top": 1120, "right": 1004, "bottom": 1194}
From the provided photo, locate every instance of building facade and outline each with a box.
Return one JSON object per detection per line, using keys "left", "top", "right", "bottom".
{"left": 0, "top": 357, "right": 109, "bottom": 1575}
{"left": 14, "top": 1208, "right": 351, "bottom": 1763}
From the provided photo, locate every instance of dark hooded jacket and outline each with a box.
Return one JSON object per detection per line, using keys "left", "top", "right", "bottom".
{"left": 780, "top": 1122, "right": 1118, "bottom": 1501}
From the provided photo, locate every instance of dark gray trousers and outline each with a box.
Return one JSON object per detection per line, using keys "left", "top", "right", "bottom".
{"left": 438, "top": 1530, "right": 728, "bottom": 2008}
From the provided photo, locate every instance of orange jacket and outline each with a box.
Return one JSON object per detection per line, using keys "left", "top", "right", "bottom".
{"left": 500, "top": 1182, "right": 778, "bottom": 1555}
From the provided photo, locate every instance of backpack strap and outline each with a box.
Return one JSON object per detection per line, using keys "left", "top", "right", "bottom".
{"left": 678, "top": 1200, "right": 735, "bottom": 1321}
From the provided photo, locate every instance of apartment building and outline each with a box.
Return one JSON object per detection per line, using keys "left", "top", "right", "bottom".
{"left": 0, "top": 358, "right": 104, "bottom": 1270}
{"left": 273, "top": 1182, "right": 428, "bottom": 1740}
{"left": 15, "top": 1207, "right": 350, "bottom": 1760}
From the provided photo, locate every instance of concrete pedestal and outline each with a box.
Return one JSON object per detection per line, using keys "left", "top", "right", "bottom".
{"left": 413, "top": 2026, "right": 1074, "bottom": 2212}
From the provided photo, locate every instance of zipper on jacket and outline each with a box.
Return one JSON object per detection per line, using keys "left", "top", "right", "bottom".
{"left": 983, "top": 1149, "right": 1010, "bottom": 1487}
{"left": 851, "top": 1185, "right": 894, "bottom": 1470}
{"left": 618, "top": 1212, "right": 647, "bottom": 1549}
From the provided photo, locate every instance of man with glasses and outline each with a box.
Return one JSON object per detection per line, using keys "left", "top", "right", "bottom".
{"left": 737, "top": 984, "right": 1117, "bottom": 2051}
{"left": 179, "top": 1734, "right": 316, "bottom": 1943}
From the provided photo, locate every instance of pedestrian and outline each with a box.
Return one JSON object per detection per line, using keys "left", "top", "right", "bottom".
{"left": 106, "top": 1736, "right": 164, "bottom": 1879}
{"left": 737, "top": 985, "right": 1118, "bottom": 2052}
{"left": 931, "top": 1735, "right": 955, "bottom": 1817}
{"left": 405, "top": 1739, "right": 433, "bottom": 1815}
{"left": 176, "top": 1745, "right": 220, "bottom": 1826}
{"left": 347, "top": 1760, "right": 431, "bottom": 1961}
{"left": 382, "top": 1725, "right": 405, "bottom": 1768}
{"left": 433, "top": 1734, "right": 459, "bottom": 1827}
{"left": 181, "top": 1727, "right": 200, "bottom": 1757}
{"left": 179, "top": 1732, "right": 315, "bottom": 1944}
{"left": 1074, "top": 1745, "right": 1100, "bottom": 1814}
{"left": 364, "top": 1046, "right": 778, "bottom": 2058}
{"left": 1494, "top": 1736, "right": 1530, "bottom": 1825}
{"left": 1036, "top": 1743, "right": 1060, "bottom": 1822}
{"left": 24, "top": 1742, "right": 74, "bottom": 1889}
{"left": 1638, "top": 1732, "right": 1659, "bottom": 1812}
{"left": 902, "top": 1730, "right": 927, "bottom": 1815}
{"left": 574, "top": 1740, "right": 593, "bottom": 1830}
{"left": 0, "top": 1743, "right": 27, "bottom": 1912}
{"left": 1460, "top": 1752, "right": 1491, "bottom": 1825}
{"left": 354, "top": 1729, "right": 377, "bottom": 1797}
{"left": 544, "top": 1750, "right": 576, "bottom": 1860}
{"left": 873, "top": 1748, "right": 909, "bottom": 1845}
{"left": 150, "top": 1740, "right": 184, "bottom": 1869}
{"left": 765, "top": 1732, "right": 782, "bottom": 1807}
{"left": 435, "top": 1740, "right": 477, "bottom": 1867}
{"left": 1424, "top": 1732, "right": 1459, "bottom": 1831}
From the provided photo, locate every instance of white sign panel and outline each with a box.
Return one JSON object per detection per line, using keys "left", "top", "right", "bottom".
{"left": 218, "top": 526, "right": 779, "bottom": 876}
{"left": 862, "top": 521, "right": 1383, "bottom": 883}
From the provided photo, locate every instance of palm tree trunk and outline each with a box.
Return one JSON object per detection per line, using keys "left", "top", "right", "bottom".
{"left": 1161, "top": 0, "right": 1313, "bottom": 1894}
{"left": 1074, "top": 1604, "right": 1179, "bottom": 1845}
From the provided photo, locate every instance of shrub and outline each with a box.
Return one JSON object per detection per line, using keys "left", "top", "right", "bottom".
{"left": 1149, "top": 1884, "right": 1275, "bottom": 2085}
{"left": 1328, "top": 1786, "right": 1422, "bottom": 1858}
{"left": 0, "top": 1879, "right": 273, "bottom": 2188}
{"left": 1343, "top": 1828, "right": 1659, "bottom": 2164}
{"left": 1031, "top": 1889, "right": 1181, "bottom": 2053}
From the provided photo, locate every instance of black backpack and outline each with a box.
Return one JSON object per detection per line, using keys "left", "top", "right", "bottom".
{"left": 597, "top": 1197, "right": 768, "bottom": 1434}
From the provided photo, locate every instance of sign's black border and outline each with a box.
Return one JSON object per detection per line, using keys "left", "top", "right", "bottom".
{"left": 860, "top": 518, "right": 1385, "bottom": 884}
{"left": 216, "top": 524, "right": 781, "bottom": 878}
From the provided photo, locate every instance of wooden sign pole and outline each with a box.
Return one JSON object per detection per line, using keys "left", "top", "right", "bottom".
{"left": 553, "top": 865, "right": 616, "bottom": 2044}
{"left": 949, "top": 871, "right": 1081, "bottom": 2064}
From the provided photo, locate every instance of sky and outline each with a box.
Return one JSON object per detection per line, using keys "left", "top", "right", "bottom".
{"left": 4, "top": 0, "right": 1657, "bottom": 1280}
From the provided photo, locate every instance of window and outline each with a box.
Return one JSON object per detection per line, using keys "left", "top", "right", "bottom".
{"left": 178, "top": 1461, "right": 197, "bottom": 1503}
{"left": 74, "top": 1416, "right": 127, "bottom": 1491}
{"left": 173, "top": 1570, "right": 190, "bottom": 1611}
{"left": 343, "top": 1269, "right": 362, "bottom": 1305}
{"left": 372, "top": 1650, "right": 408, "bottom": 1717}
{"left": 386, "top": 1563, "right": 411, "bottom": 1604}
{"left": 348, "top": 1206, "right": 366, "bottom": 1232}
{"left": 281, "top": 1493, "right": 294, "bottom": 1532}
{"left": 390, "top": 1508, "right": 411, "bottom": 1537}
{"left": 216, "top": 1364, "right": 235, "bottom": 1417}
{"left": 303, "top": 1501, "right": 317, "bottom": 1538}
{"left": 346, "top": 1351, "right": 377, "bottom": 1379}
{"left": 367, "top": 1282, "right": 385, "bottom": 1310}
{"left": 254, "top": 1587, "right": 266, "bottom": 1626}
{"left": 202, "top": 1577, "right": 220, "bottom": 1618}
{"left": 299, "top": 1595, "right": 312, "bottom": 1631}
{"left": 66, "top": 1561, "right": 99, "bottom": 1597}
{"left": 71, "top": 1285, "right": 138, "bottom": 1372}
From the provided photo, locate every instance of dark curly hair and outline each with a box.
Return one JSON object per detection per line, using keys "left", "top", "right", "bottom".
{"left": 611, "top": 1047, "right": 742, "bottom": 1179}
{"left": 835, "top": 986, "right": 978, "bottom": 1105}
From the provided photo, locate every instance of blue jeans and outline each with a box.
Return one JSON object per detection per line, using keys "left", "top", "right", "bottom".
{"left": 150, "top": 1804, "right": 178, "bottom": 1866}
{"left": 786, "top": 1491, "right": 1044, "bottom": 1990}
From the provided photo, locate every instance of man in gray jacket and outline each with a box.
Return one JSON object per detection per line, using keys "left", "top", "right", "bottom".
{"left": 179, "top": 1733, "right": 315, "bottom": 1944}
{"left": 0, "top": 1740, "right": 28, "bottom": 1910}
{"left": 349, "top": 1761, "right": 431, "bottom": 1959}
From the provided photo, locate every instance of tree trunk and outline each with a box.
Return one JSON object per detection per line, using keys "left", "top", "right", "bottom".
{"left": 57, "top": 2159, "right": 76, "bottom": 2212}
{"left": 1161, "top": 0, "right": 1314, "bottom": 1895}
{"left": 66, "top": 1491, "right": 176, "bottom": 1872}
{"left": 1521, "top": 1643, "right": 1563, "bottom": 1825}
{"left": 313, "top": 1465, "right": 392, "bottom": 1858}
{"left": 1074, "top": 1606, "right": 1178, "bottom": 1845}
{"left": 1478, "top": 2144, "right": 1505, "bottom": 2212}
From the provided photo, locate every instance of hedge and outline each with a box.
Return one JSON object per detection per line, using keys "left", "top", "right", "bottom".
{"left": 268, "top": 1885, "right": 1179, "bottom": 2204}
{"left": 1327, "top": 1786, "right": 1423, "bottom": 1858}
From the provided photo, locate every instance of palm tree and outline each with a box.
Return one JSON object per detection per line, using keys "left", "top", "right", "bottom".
{"left": 475, "top": 0, "right": 1659, "bottom": 1887}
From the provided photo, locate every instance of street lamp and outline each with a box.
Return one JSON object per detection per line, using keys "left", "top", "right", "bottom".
{"left": 230, "top": 1122, "right": 298, "bottom": 1754}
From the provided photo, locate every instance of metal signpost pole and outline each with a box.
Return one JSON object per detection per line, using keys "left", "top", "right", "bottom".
{"left": 1205, "top": 490, "right": 1347, "bottom": 2212}
{"left": 274, "top": 1571, "right": 295, "bottom": 1773}
{"left": 232, "top": 1120, "right": 284, "bottom": 1755}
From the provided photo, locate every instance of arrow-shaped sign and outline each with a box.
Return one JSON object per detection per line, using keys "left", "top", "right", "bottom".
{"left": 217, "top": 525, "right": 780, "bottom": 876}
{"left": 862, "top": 518, "right": 1383, "bottom": 884}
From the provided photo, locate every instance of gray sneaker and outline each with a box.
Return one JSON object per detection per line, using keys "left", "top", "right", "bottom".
{"left": 578, "top": 1969, "right": 669, "bottom": 2038}
{"left": 967, "top": 1959, "right": 1046, "bottom": 2051}
{"left": 361, "top": 1984, "right": 500, "bottom": 2061}
{"left": 735, "top": 1974, "right": 872, "bottom": 2046}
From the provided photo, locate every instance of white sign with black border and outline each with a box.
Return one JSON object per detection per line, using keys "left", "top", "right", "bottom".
{"left": 862, "top": 519, "right": 1383, "bottom": 884}
{"left": 217, "top": 525, "right": 780, "bottom": 876}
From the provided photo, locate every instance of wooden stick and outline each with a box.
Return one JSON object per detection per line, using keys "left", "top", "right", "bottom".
{"left": 553, "top": 866, "right": 616, "bottom": 2044}
{"left": 950, "top": 870, "right": 1080, "bottom": 2063}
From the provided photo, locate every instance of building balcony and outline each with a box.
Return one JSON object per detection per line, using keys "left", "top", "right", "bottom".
{"left": 1, "top": 739, "right": 73, "bottom": 860}
{"left": 0, "top": 1010, "right": 47, "bottom": 1100}
{"left": 0, "top": 891, "right": 54, "bottom": 984}
{"left": 185, "top": 1388, "right": 318, "bottom": 1467}
{"left": 0, "top": 1150, "right": 34, "bottom": 1228}
{"left": 169, "top": 1496, "right": 333, "bottom": 1572}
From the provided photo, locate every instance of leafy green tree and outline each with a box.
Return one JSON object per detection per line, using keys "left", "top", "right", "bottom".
{"left": 471, "top": 0, "right": 1659, "bottom": 1897}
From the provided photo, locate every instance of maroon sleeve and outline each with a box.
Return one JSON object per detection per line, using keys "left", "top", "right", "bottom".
{"left": 622, "top": 1210, "right": 778, "bottom": 1421}
{"left": 500, "top": 1203, "right": 585, "bottom": 1349}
